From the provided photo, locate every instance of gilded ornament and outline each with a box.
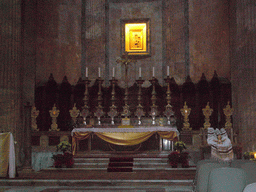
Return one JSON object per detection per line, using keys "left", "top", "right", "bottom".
{"left": 202, "top": 102, "right": 213, "bottom": 129}
{"left": 31, "top": 106, "right": 39, "bottom": 131}
{"left": 49, "top": 104, "right": 60, "bottom": 131}
{"left": 223, "top": 101, "right": 234, "bottom": 129}
{"left": 180, "top": 102, "right": 192, "bottom": 131}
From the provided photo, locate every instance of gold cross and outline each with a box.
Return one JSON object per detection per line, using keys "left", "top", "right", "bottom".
{"left": 116, "top": 52, "right": 136, "bottom": 67}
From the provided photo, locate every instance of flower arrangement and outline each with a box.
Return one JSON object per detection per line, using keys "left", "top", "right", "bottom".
{"left": 168, "top": 151, "right": 180, "bottom": 167}
{"left": 168, "top": 141, "right": 190, "bottom": 168}
{"left": 57, "top": 140, "right": 72, "bottom": 153}
{"left": 243, "top": 151, "right": 256, "bottom": 160}
{"left": 52, "top": 140, "right": 74, "bottom": 168}
{"left": 52, "top": 154, "right": 64, "bottom": 168}
{"left": 174, "top": 141, "right": 187, "bottom": 152}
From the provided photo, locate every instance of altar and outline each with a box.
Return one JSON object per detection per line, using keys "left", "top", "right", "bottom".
{"left": 71, "top": 126, "right": 179, "bottom": 155}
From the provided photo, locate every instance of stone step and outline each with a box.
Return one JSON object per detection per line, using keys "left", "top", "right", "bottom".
{"left": 134, "top": 157, "right": 169, "bottom": 163}
{"left": 73, "top": 163, "right": 170, "bottom": 169}
{"left": 73, "top": 157, "right": 170, "bottom": 169}
{"left": 0, "top": 179, "right": 194, "bottom": 188}
{"left": 0, "top": 168, "right": 196, "bottom": 189}
{"left": 74, "top": 158, "right": 109, "bottom": 163}
{"left": 74, "top": 151, "right": 170, "bottom": 158}
{"left": 74, "top": 157, "right": 168, "bottom": 163}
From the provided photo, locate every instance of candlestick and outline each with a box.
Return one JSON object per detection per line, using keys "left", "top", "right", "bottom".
{"left": 153, "top": 67, "right": 155, "bottom": 77}
{"left": 135, "top": 78, "right": 145, "bottom": 125}
{"left": 164, "top": 76, "right": 174, "bottom": 125}
{"left": 95, "top": 78, "right": 104, "bottom": 125}
{"left": 167, "top": 66, "right": 169, "bottom": 76}
{"left": 112, "top": 67, "right": 115, "bottom": 77}
{"left": 82, "top": 77, "right": 91, "bottom": 125}
{"left": 149, "top": 78, "right": 158, "bottom": 125}
{"left": 86, "top": 67, "right": 88, "bottom": 77}
{"left": 98, "top": 67, "right": 101, "bottom": 77}
{"left": 108, "top": 77, "right": 118, "bottom": 125}
{"left": 139, "top": 67, "right": 141, "bottom": 77}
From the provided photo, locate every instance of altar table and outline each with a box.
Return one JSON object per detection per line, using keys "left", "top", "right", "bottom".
{"left": 71, "top": 127, "right": 179, "bottom": 155}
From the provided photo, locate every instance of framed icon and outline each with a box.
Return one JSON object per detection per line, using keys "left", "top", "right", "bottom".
{"left": 121, "top": 19, "right": 150, "bottom": 57}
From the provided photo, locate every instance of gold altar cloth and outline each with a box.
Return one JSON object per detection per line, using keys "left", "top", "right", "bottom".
{"left": 0, "top": 132, "right": 15, "bottom": 178}
{"left": 71, "top": 127, "right": 178, "bottom": 155}
{"left": 0, "top": 133, "right": 10, "bottom": 177}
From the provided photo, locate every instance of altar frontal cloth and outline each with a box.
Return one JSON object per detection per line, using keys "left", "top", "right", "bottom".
{"left": 71, "top": 127, "right": 179, "bottom": 155}
{"left": 0, "top": 132, "right": 15, "bottom": 178}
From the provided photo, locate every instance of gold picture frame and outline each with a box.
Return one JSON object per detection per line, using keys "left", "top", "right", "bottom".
{"left": 121, "top": 19, "right": 150, "bottom": 57}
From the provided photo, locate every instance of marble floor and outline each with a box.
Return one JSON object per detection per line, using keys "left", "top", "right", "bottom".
{"left": 0, "top": 184, "right": 193, "bottom": 192}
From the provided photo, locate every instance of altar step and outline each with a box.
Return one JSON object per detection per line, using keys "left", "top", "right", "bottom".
{"left": 73, "top": 157, "right": 172, "bottom": 170}
{"left": 107, "top": 157, "right": 134, "bottom": 172}
{"left": 0, "top": 169, "right": 195, "bottom": 187}
{"left": 0, "top": 156, "right": 195, "bottom": 191}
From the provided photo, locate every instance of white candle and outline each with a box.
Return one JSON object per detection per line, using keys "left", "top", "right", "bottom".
{"left": 86, "top": 67, "right": 88, "bottom": 77}
{"left": 112, "top": 67, "right": 115, "bottom": 77}
{"left": 139, "top": 67, "right": 141, "bottom": 77}
{"left": 98, "top": 67, "right": 101, "bottom": 77}
{"left": 167, "top": 66, "right": 169, "bottom": 76}
{"left": 153, "top": 67, "right": 155, "bottom": 77}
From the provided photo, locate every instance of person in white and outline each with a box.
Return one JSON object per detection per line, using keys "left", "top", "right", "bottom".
{"left": 207, "top": 127, "right": 217, "bottom": 147}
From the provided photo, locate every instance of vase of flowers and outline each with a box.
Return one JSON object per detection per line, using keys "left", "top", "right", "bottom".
{"left": 168, "top": 151, "right": 180, "bottom": 168}
{"left": 179, "top": 151, "right": 190, "bottom": 168}
{"left": 243, "top": 151, "right": 256, "bottom": 160}
{"left": 63, "top": 152, "right": 74, "bottom": 168}
{"left": 57, "top": 140, "right": 72, "bottom": 153}
{"left": 174, "top": 141, "right": 186, "bottom": 153}
{"left": 52, "top": 154, "right": 65, "bottom": 168}
{"left": 52, "top": 140, "right": 74, "bottom": 168}
{"left": 168, "top": 141, "right": 190, "bottom": 168}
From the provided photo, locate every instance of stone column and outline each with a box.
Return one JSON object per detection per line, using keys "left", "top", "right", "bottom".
{"left": 22, "top": 102, "right": 32, "bottom": 171}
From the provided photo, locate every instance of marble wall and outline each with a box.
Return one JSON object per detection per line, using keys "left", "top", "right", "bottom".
{"left": 35, "top": 0, "right": 82, "bottom": 86}
{"left": 0, "top": 0, "right": 23, "bottom": 165}
{"left": 231, "top": 0, "right": 256, "bottom": 151}
{"left": 108, "top": 0, "right": 163, "bottom": 86}
{"left": 33, "top": 0, "right": 231, "bottom": 87}
{"left": 189, "top": 0, "right": 231, "bottom": 82}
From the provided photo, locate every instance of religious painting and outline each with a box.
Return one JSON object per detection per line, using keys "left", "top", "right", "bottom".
{"left": 127, "top": 25, "right": 145, "bottom": 51}
{"left": 130, "top": 30, "right": 143, "bottom": 50}
{"left": 121, "top": 19, "right": 150, "bottom": 57}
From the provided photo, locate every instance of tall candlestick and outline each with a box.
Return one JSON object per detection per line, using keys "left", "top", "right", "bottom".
{"left": 112, "top": 67, "right": 115, "bottom": 77}
{"left": 139, "top": 67, "right": 141, "bottom": 77}
{"left": 86, "top": 67, "right": 88, "bottom": 77}
{"left": 167, "top": 66, "right": 169, "bottom": 76}
{"left": 153, "top": 67, "right": 155, "bottom": 77}
{"left": 98, "top": 67, "right": 101, "bottom": 77}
